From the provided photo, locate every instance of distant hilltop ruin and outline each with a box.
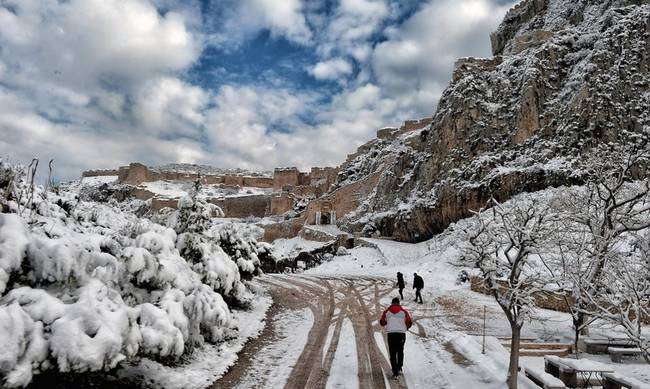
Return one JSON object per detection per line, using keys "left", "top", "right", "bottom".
{"left": 81, "top": 117, "right": 433, "bottom": 240}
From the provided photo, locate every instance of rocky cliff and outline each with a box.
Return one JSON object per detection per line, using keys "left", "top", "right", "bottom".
{"left": 335, "top": 0, "right": 650, "bottom": 242}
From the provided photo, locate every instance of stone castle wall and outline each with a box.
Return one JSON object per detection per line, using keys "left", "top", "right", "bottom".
{"left": 82, "top": 116, "right": 431, "bottom": 237}
{"left": 272, "top": 167, "right": 300, "bottom": 191}
{"left": 82, "top": 169, "right": 120, "bottom": 177}
{"left": 85, "top": 162, "right": 336, "bottom": 220}
{"left": 305, "top": 171, "right": 381, "bottom": 225}
{"left": 270, "top": 193, "right": 294, "bottom": 215}
{"left": 345, "top": 117, "right": 432, "bottom": 164}
{"left": 209, "top": 195, "right": 270, "bottom": 219}
{"left": 260, "top": 215, "right": 307, "bottom": 242}
{"left": 453, "top": 57, "right": 502, "bottom": 82}
{"left": 114, "top": 163, "right": 274, "bottom": 187}
{"left": 149, "top": 194, "right": 270, "bottom": 218}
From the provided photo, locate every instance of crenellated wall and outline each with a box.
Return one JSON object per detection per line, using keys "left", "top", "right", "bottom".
{"left": 113, "top": 163, "right": 274, "bottom": 187}
{"left": 82, "top": 169, "right": 120, "bottom": 177}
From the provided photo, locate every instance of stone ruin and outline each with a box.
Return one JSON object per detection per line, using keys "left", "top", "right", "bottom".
{"left": 81, "top": 117, "right": 433, "bottom": 241}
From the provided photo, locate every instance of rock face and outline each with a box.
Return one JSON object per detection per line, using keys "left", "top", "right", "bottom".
{"left": 335, "top": 0, "right": 650, "bottom": 242}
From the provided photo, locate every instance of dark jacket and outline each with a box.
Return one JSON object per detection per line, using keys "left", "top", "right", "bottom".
{"left": 413, "top": 275, "right": 424, "bottom": 289}
{"left": 397, "top": 273, "right": 405, "bottom": 288}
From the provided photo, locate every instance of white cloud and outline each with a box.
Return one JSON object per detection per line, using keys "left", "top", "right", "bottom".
{"left": 0, "top": 85, "right": 207, "bottom": 178}
{"left": 202, "top": 83, "right": 397, "bottom": 171}
{"left": 96, "top": 91, "right": 126, "bottom": 117}
{"left": 205, "top": 85, "right": 308, "bottom": 167}
{"left": 134, "top": 77, "right": 208, "bottom": 137}
{"left": 214, "top": 0, "right": 312, "bottom": 48}
{"left": 0, "top": 0, "right": 517, "bottom": 179}
{"left": 0, "top": 0, "right": 199, "bottom": 90}
{"left": 0, "top": 0, "right": 204, "bottom": 178}
{"left": 316, "top": 0, "right": 390, "bottom": 58}
{"left": 250, "top": 0, "right": 312, "bottom": 43}
{"left": 372, "top": 0, "right": 515, "bottom": 114}
{"left": 309, "top": 58, "right": 353, "bottom": 80}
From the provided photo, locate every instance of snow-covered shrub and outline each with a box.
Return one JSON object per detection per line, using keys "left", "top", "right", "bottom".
{"left": 256, "top": 241, "right": 282, "bottom": 273}
{"left": 214, "top": 223, "right": 262, "bottom": 281}
{"left": 0, "top": 302, "right": 48, "bottom": 388}
{"left": 0, "top": 214, "right": 30, "bottom": 293}
{"left": 0, "top": 162, "right": 262, "bottom": 387}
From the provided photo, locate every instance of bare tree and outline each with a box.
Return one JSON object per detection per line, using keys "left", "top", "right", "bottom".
{"left": 552, "top": 146, "right": 650, "bottom": 352}
{"left": 465, "top": 198, "right": 553, "bottom": 389}
{"left": 579, "top": 231, "right": 650, "bottom": 362}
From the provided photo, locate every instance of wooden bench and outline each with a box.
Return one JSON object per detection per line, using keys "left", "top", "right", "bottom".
{"left": 544, "top": 356, "right": 578, "bottom": 387}
{"left": 545, "top": 355, "right": 618, "bottom": 387}
{"left": 525, "top": 366, "right": 566, "bottom": 388}
{"left": 608, "top": 347, "right": 644, "bottom": 363}
{"left": 545, "top": 355, "right": 563, "bottom": 376}
{"left": 583, "top": 338, "right": 636, "bottom": 354}
{"left": 602, "top": 372, "right": 650, "bottom": 389}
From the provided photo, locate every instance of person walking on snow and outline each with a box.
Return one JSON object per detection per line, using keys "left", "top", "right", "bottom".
{"left": 380, "top": 297, "right": 413, "bottom": 378}
{"left": 413, "top": 273, "right": 424, "bottom": 303}
{"left": 396, "top": 272, "right": 405, "bottom": 299}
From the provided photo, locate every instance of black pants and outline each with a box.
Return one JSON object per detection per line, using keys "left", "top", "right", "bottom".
{"left": 387, "top": 332, "right": 406, "bottom": 375}
{"left": 415, "top": 288, "right": 423, "bottom": 303}
{"left": 398, "top": 286, "right": 404, "bottom": 299}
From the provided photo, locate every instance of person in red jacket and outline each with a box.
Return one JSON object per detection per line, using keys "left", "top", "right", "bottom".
{"left": 379, "top": 297, "right": 413, "bottom": 378}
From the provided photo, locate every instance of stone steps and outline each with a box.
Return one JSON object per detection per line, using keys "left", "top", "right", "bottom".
{"left": 501, "top": 341, "right": 573, "bottom": 357}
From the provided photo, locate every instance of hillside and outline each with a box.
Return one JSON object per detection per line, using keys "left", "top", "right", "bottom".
{"left": 333, "top": 0, "right": 650, "bottom": 242}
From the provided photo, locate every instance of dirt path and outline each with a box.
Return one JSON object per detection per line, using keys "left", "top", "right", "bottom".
{"left": 214, "top": 274, "right": 410, "bottom": 389}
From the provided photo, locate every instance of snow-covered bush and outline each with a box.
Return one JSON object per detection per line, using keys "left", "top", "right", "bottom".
{"left": 214, "top": 223, "right": 262, "bottom": 281}
{"left": 0, "top": 162, "right": 264, "bottom": 387}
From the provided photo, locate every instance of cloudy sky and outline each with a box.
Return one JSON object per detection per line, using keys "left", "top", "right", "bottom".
{"left": 0, "top": 0, "right": 515, "bottom": 179}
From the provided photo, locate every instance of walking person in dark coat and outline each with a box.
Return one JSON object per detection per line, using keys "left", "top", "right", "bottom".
{"left": 413, "top": 273, "right": 424, "bottom": 303}
{"left": 380, "top": 297, "right": 413, "bottom": 378}
{"left": 396, "top": 272, "right": 405, "bottom": 299}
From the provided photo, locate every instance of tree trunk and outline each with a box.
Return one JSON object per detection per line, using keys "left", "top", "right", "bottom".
{"left": 573, "top": 314, "right": 583, "bottom": 357}
{"left": 507, "top": 323, "right": 522, "bottom": 389}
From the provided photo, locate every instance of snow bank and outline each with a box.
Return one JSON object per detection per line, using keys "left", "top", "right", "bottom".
{"left": 0, "top": 214, "right": 30, "bottom": 293}
{"left": 0, "top": 161, "right": 271, "bottom": 387}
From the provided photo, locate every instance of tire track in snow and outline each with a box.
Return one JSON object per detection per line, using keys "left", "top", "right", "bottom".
{"left": 215, "top": 275, "right": 480, "bottom": 389}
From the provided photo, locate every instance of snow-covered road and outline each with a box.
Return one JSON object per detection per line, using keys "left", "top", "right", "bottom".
{"left": 214, "top": 274, "right": 490, "bottom": 389}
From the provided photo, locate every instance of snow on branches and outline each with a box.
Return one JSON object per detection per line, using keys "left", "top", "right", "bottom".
{"left": 549, "top": 146, "right": 650, "bottom": 358}
{"left": 0, "top": 164, "right": 266, "bottom": 387}
{"left": 465, "top": 196, "right": 555, "bottom": 388}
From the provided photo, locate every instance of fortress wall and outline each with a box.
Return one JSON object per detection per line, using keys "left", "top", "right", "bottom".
{"left": 209, "top": 195, "right": 270, "bottom": 218}
{"left": 270, "top": 194, "right": 294, "bottom": 215}
{"left": 273, "top": 168, "right": 300, "bottom": 191}
{"left": 305, "top": 171, "right": 381, "bottom": 225}
{"left": 243, "top": 176, "right": 274, "bottom": 188}
{"left": 223, "top": 175, "right": 245, "bottom": 187}
{"left": 400, "top": 117, "right": 433, "bottom": 133}
{"left": 82, "top": 169, "right": 120, "bottom": 177}
{"left": 260, "top": 216, "right": 306, "bottom": 242}
{"left": 116, "top": 163, "right": 273, "bottom": 188}
{"left": 151, "top": 197, "right": 179, "bottom": 212}
{"left": 298, "top": 172, "right": 311, "bottom": 186}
